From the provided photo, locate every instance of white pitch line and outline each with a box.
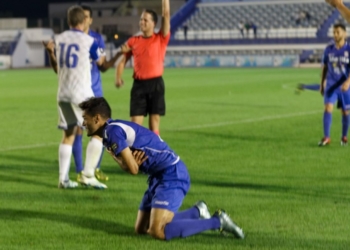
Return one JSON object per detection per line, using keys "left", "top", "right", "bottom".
{"left": 170, "top": 110, "right": 321, "bottom": 131}
{"left": 281, "top": 82, "right": 302, "bottom": 90}
{"left": 0, "top": 142, "right": 57, "bottom": 152}
{"left": 282, "top": 83, "right": 293, "bottom": 90}
{"left": 0, "top": 110, "right": 321, "bottom": 151}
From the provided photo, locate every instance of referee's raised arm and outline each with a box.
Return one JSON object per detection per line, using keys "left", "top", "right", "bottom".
{"left": 326, "top": 0, "right": 350, "bottom": 23}
{"left": 161, "top": 0, "right": 171, "bottom": 36}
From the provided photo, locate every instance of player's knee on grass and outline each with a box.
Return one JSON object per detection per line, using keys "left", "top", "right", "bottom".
{"left": 147, "top": 208, "right": 174, "bottom": 240}
{"left": 147, "top": 224, "right": 166, "bottom": 240}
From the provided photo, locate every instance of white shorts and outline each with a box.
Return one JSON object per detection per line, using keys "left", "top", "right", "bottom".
{"left": 57, "top": 101, "right": 84, "bottom": 130}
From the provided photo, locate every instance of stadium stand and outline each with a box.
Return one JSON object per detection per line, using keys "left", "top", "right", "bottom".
{"left": 174, "top": 1, "right": 335, "bottom": 40}
{"left": 167, "top": 0, "right": 350, "bottom": 65}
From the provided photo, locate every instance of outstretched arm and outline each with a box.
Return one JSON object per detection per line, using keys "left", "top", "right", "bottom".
{"left": 95, "top": 44, "right": 129, "bottom": 70}
{"left": 42, "top": 40, "right": 57, "bottom": 74}
{"left": 326, "top": 0, "right": 350, "bottom": 23}
{"left": 161, "top": 0, "right": 171, "bottom": 36}
{"left": 98, "top": 43, "right": 131, "bottom": 73}
{"left": 98, "top": 51, "right": 124, "bottom": 73}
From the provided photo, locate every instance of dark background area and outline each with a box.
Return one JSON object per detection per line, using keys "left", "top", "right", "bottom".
{"left": 0, "top": 0, "right": 95, "bottom": 18}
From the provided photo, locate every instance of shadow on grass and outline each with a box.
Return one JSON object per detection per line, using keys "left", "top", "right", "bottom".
{"left": 192, "top": 179, "right": 350, "bottom": 203}
{"left": 0, "top": 208, "right": 135, "bottom": 236}
{"left": 182, "top": 232, "right": 350, "bottom": 250}
{"left": 172, "top": 130, "right": 275, "bottom": 143}
{"left": 0, "top": 172, "right": 54, "bottom": 189}
{"left": 0, "top": 153, "right": 56, "bottom": 166}
{"left": 196, "top": 101, "right": 283, "bottom": 109}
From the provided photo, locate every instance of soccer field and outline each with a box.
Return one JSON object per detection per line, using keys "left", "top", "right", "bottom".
{"left": 1, "top": 68, "right": 349, "bottom": 250}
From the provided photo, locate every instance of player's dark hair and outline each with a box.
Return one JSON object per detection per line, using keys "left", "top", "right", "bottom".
{"left": 334, "top": 23, "right": 346, "bottom": 31}
{"left": 79, "top": 97, "right": 112, "bottom": 119}
{"left": 143, "top": 9, "right": 158, "bottom": 25}
{"left": 67, "top": 5, "right": 85, "bottom": 27}
{"left": 81, "top": 5, "right": 93, "bottom": 18}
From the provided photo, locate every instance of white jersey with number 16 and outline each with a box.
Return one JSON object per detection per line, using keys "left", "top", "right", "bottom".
{"left": 54, "top": 29, "right": 100, "bottom": 104}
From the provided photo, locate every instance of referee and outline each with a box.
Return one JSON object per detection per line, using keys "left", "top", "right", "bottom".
{"left": 115, "top": 0, "right": 170, "bottom": 136}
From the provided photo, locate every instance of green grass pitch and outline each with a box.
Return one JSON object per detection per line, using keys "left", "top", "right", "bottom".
{"left": 0, "top": 68, "right": 349, "bottom": 250}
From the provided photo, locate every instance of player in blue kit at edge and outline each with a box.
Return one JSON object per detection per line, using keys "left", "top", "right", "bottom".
{"left": 79, "top": 97, "right": 245, "bottom": 241}
{"left": 319, "top": 23, "right": 350, "bottom": 146}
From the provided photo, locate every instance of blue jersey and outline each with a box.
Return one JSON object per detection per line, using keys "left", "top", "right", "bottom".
{"left": 323, "top": 42, "right": 350, "bottom": 89}
{"left": 103, "top": 119, "right": 180, "bottom": 175}
{"left": 88, "top": 30, "right": 106, "bottom": 97}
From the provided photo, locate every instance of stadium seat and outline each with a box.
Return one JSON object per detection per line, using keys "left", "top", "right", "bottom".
{"left": 175, "top": 1, "right": 333, "bottom": 40}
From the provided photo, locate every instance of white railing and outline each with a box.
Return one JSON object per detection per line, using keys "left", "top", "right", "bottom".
{"left": 175, "top": 28, "right": 317, "bottom": 40}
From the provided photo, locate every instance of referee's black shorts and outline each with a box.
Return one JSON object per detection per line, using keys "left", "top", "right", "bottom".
{"left": 130, "top": 76, "right": 165, "bottom": 117}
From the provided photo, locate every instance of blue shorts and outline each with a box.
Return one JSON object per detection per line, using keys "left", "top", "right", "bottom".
{"left": 139, "top": 160, "right": 190, "bottom": 213}
{"left": 324, "top": 87, "right": 350, "bottom": 110}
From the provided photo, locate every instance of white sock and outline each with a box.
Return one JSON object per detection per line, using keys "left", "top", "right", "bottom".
{"left": 83, "top": 137, "right": 103, "bottom": 177}
{"left": 59, "top": 144, "right": 72, "bottom": 183}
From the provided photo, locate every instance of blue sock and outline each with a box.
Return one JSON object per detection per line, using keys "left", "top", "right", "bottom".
{"left": 323, "top": 112, "right": 332, "bottom": 138}
{"left": 303, "top": 84, "right": 320, "bottom": 91}
{"left": 173, "top": 207, "right": 200, "bottom": 221}
{"left": 96, "top": 147, "right": 105, "bottom": 169}
{"left": 164, "top": 217, "right": 221, "bottom": 241}
{"left": 72, "top": 135, "right": 83, "bottom": 173}
{"left": 342, "top": 114, "right": 349, "bottom": 137}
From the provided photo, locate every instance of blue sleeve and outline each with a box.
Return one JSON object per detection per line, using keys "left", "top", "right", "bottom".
{"left": 89, "top": 41, "right": 99, "bottom": 61}
{"left": 98, "top": 34, "right": 105, "bottom": 49}
{"left": 323, "top": 47, "right": 328, "bottom": 65}
{"left": 107, "top": 127, "right": 128, "bottom": 156}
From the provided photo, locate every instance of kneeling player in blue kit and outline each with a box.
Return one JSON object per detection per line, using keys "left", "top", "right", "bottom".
{"left": 79, "top": 97, "right": 245, "bottom": 241}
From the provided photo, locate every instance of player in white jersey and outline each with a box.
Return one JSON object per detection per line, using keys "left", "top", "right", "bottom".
{"left": 48, "top": 6, "right": 108, "bottom": 189}
{"left": 44, "top": 9, "right": 125, "bottom": 184}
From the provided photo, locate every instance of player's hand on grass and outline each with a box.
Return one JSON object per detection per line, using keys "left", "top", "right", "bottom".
{"left": 42, "top": 40, "right": 55, "bottom": 53}
{"left": 115, "top": 78, "right": 124, "bottom": 88}
{"left": 132, "top": 150, "right": 148, "bottom": 166}
{"left": 325, "top": 0, "right": 343, "bottom": 8}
